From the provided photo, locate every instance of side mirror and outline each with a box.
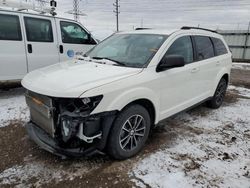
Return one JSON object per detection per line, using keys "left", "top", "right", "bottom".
{"left": 87, "top": 33, "right": 97, "bottom": 45}
{"left": 156, "top": 55, "right": 185, "bottom": 72}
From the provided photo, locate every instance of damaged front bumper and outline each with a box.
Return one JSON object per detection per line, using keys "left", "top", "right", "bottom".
{"left": 25, "top": 111, "right": 117, "bottom": 158}
{"left": 24, "top": 90, "right": 117, "bottom": 158}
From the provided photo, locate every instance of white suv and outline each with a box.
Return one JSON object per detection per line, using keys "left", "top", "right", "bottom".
{"left": 22, "top": 27, "right": 232, "bottom": 159}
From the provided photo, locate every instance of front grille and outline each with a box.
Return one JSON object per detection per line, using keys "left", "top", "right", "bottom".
{"left": 25, "top": 91, "right": 55, "bottom": 137}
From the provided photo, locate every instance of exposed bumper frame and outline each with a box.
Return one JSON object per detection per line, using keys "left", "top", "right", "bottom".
{"left": 25, "top": 111, "right": 117, "bottom": 158}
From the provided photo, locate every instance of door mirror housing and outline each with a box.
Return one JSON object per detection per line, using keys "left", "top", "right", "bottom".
{"left": 156, "top": 55, "right": 185, "bottom": 72}
{"left": 87, "top": 33, "right": 98, "bottom": 45}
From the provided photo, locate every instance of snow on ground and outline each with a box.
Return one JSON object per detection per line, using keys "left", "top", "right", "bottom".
{"left": 0, "top": 159, "right": 103, "bottom": 187}
{"left": 0, "top": 86, "right": 250, "bottom": 188}
{"left": 232, "top": 63, "right": 250, "bottom": 71}
{"left": 131, "top": 88, "right": 250, "bottom": 188}
{"left": 0, "top": 88, "right": 29, "bottom": 128}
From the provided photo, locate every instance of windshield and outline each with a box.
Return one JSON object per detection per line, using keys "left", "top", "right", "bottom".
{"left": 85, "top": 34, "right": 167, "bottom": 68}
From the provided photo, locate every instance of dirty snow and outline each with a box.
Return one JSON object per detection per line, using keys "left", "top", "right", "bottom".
{"left": 0, "top": 159, "right": 103, "bottom": 187}
{"left": 131, "top": 89, "right": 250, "bottom": 188}
{"left": 232, "top": 63, "right": 250, "bottom": 71}
{"left": 0, "top": 69, "right": 250, "bottom": 187}
{"left": 0, "top": 88, "right": 29, "bottom": 127}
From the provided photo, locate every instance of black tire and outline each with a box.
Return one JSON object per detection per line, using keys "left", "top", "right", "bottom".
{"left": 107, "top": 104, "right": 151, "bottom": 160}
{"left": 207, "top": 78, "right": 227, "bottom": 109}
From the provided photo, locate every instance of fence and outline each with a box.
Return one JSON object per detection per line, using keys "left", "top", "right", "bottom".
{"left": 218, "top": 29, "right": 250, "bottom": 62}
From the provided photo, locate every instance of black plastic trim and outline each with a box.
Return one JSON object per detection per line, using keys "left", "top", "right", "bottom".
{"left": 181, "top": 26, "right": 217, "bottom": 33}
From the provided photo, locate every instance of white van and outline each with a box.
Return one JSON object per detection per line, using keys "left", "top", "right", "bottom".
{"left": 0, "top": 9, "right": 97, "bottom": 81}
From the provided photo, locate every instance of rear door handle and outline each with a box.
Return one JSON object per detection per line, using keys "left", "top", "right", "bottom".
{"left": 59, "top": 45, "right": 63, "bottom": 54}
{"left": 27, "top": 44, "right": 32, "bottom": 53}
{"left": 191, "top": 67, "right": 200, "bottom": 73}
{"left": 216, "top": 61, "right": 220, "bottom": 66}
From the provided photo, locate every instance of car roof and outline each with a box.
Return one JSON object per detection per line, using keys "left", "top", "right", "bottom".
{"left": 0, "top": 9, "right": 75, "bottom": 22}
{"left": 118, "top": 28, "right": 223, "bottom": 39}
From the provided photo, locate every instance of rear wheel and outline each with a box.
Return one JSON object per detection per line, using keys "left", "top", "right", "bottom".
{"left": 207, "top": 78, "right": 227, "bottom": 109}
{"left": 107, "top": 104, "right": 151, "bottom": 160}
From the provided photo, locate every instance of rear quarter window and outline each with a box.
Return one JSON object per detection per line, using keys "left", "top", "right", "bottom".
{"left": 0, "top": 14, "right": 22, "bottom": 41}
{"left": 194, "top": 36, "right": 214, "bottom": 61}
{"left": 211, "top": 37, "right": 228, "bottom": 56}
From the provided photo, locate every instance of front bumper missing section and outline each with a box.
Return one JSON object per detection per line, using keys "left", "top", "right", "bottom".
{"left": 25, "top": 111, "right": 117, "bottom": 158}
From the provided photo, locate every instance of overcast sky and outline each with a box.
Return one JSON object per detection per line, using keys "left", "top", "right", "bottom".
{"left": 55, "top": 0, "right": 250, "bottom": 32}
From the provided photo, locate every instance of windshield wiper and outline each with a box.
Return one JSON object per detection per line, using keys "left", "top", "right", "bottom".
{"left": 91, "top": 57, "right": 126, "bottom": 66}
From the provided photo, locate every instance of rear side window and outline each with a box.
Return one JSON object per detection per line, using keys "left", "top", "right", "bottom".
{"left": 0, "top": 14, "right": 22, "bottom": 41}
{"left": 194, "top": 36, "right": 214, "bottom": 60}
{"left": 211, "top": 37, "right": 228, "bottom": 56}
{"left": 24, "top": 17, "right": 53, "bottom": 42}
{"left": 60, "top": 21, "right": 89, "bottom": 44}
{"left": 165, "top": 36, "right": 194, "bottom": 64}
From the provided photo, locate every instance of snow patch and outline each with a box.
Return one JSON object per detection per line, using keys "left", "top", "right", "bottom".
{"left": 0, "top": 88, "right": 29, "bottom": 127}
{"left": 0, "top": 160, "right": 102, "bottom": 187}
{"left": 232, "top": 63, "right": 250, "bottom": 71}
{"left": 131, "top": 87, "right": 250, "bottom": 188}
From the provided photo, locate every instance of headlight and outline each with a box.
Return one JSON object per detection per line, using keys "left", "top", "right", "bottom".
{"left": 58, "top": 95, "right": 103, "bottom": 117}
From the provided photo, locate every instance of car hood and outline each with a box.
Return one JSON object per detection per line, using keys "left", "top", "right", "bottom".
{"left": 21, "top": 60, "right": 142, "bottom": 98}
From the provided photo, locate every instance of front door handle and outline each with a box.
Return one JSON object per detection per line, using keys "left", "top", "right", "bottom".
{"left": 27, "top": 44, "right": 32, "bottom": 53}
{"left": 191, "top": 67, "right": 200, "bottom": 73}
{"left": 59, "top": 45, "right": 63, "bottom": 54}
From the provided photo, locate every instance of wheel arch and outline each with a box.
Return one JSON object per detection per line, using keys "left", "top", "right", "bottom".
{"left": 121, "top": 98, "right": 156, "bottom": 128}
{"left": 212, "top": 69, "right": 230, "bottom": 96}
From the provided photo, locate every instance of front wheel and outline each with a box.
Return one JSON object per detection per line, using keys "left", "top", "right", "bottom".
{"left": 207, "top": 78, "right": 228, "bottom": 109}
{"left": 107, "top": 104, "right": 151, "bottom": 160}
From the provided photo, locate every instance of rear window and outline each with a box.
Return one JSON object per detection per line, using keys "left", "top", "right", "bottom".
{"left": 0, "top": 14, "right": 22, "bottom": 41}
{"left": 24, "top": 17, "right": 53, "bottom": 42}
{"left": 211, "top": 37, "right": 228, "bottom": 56}
{"left": 194, "top": 36, "right": 214, "bottom": 60}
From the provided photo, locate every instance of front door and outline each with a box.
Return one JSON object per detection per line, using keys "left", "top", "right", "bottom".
{"left": 55, "top": 19, "right": 96, "bottom": 61}
{"left": 22, "top": 15, "right": 60, "bottom": 72}
{"left": 157, "top": 35, "right": 200, "bottom": 119}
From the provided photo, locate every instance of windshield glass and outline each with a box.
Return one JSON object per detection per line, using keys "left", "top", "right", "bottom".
{"left": 85, "top": 34, "right": 167, "bottom": 68}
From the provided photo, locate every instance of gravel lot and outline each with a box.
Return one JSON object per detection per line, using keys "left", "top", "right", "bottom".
{"left": 0, "top": 63, "right": 249, "bottom": 188}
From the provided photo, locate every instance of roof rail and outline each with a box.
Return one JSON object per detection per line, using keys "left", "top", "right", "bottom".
{"left": 181, "top": 26, "right": 217, "bottom": 33}
{"left": 135, "top": 28, "right": 152, "bottom": 30}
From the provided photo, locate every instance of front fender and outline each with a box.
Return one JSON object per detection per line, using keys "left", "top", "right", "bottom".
{"left": 90, "top": 87, "right": 160, "bottom": 124}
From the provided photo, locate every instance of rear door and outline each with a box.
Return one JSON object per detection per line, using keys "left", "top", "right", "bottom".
{"left": 22, "top": 15, "right": 60, "bottom": 72}
{"left": 0, "top": 12, "right": 27, "bottom": 81}
{"left": 55, "top": 19, "right": 97, "bottom": 61}
{"left": 192, "top": 35, "right": 217, "bottom": 95}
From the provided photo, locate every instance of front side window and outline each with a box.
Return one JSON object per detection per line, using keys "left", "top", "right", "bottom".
{"left": 165, "top": 36, "right": 194, "bottom": 64}
{"left": 24, "top": 17, "right": 53, "bottom": 42}
{"left": 0, "top": 14, "right": 22, "bottom": 41}
{"left": 85, "top": 34, "right": 167, "bottom": 68}
{"left": 211, "top": 37, "right": 228, "bottom": 56}
{"left": 60, "top": 21, "right": 89, "bottom": 44}
{"left": 194, "top": 36, "right": 214, "bottom": 60}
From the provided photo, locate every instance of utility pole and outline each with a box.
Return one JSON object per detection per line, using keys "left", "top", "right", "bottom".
{"left": 73, "top": 0, "right": 80, "bottom": 22}
{"left": 113, "top": 0, "right": 120, "bottom": 32}
{"left": 66, "top": 0, "right": 86, "bottom": 22}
